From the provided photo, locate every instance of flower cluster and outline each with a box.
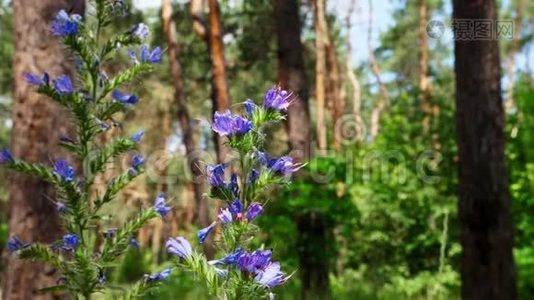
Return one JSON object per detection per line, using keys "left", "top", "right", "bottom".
{"left": 164, "top": 86, "right": 302, "bottom": 299}
{"left": 2, "top": 2, "right": 170, "bottom": 298}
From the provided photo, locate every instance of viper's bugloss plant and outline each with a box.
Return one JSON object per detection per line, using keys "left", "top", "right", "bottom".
{"left": 165, "top": 87, "right": 305, "bottom": 299}
{"left": 2, "top": 1, "right": 169, "bottom": 298}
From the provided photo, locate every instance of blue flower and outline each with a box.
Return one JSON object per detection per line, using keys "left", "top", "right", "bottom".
{"left": 59, "top": 135, "right": 74, "bottom": 144}
{"left": 56, "top": 201, "right": 66, "bottom": 214}
{"left": 166, "top": 236, "right": 193, "bottom": 258}
{"left": 206, "top": 164, "right": 225, "bottom": 187}
{"left": 154, "top": 192, "right": 171, "bottom": 217}
{"left": 132, "top": 154, "right": 144, "bottom": 169}
{"left": 268, "top": 156, "right": 301, "bottom": 176}
{"left": 104, "top": 228, "right": 118, "bottom": 239}
{"left": 229, "top": 199, "right": 243, "bottom": 217}
{"left": 246, "top": 202, "right": 264, "bottom": 222}
{"left": 229, "top": 174, "right": 239, "bottom": 196}
{"left": 53, "top": 160, "right": 75, "bottom": 182}
{"left": 212, "top": 110, "right": 235, "bottom": 136}
{"left": 238, "top": 249, "right": 272, "bottom": 273}
{"left": 62, "top": 234, "right": 80, "bottom": 250}
{"left": 112, "top": 90, "right": 139, "bottom": 106}
{"left": 243, "top": 99, "right": 257, "bottom": 115}
{"left": 24, "top": 72, "right": 49, "bottom": 86}
{"left": 140, "top": 45, "right": 162, "bottom": 64}
{"left": 129, "top": 237, "right": 140, "bottom": 248}
{"left": 51, "top": 9, "right": 81, "bottom": 37}
{"left": 197, "top": 222, "right": 216, "bottom": 244}
{"left": 263, "top": 87, "right": 295, "bottom": 111}
{"left": 248, "top": 169, "right": 259, "bottom": 184}
{"left": 233, "top": 116, "right": 253, "bottom": 135}
{"left": 218, "top": 208, "right": 232, "bottom": 224}
{"left": 53, "top": 75, "right": 74, "bottom": 94}
{"left": 131, "top": 23, "right": 149, "bottom": 40}
{"left": 209, "top": 248, "right": 245, "bottom": 266}
{"left": 146, "top": 267, "right": 173, "bottom": 282}
{"left": 254, "top": 262, "right": 289, "bottom": 288}
{"left": 131, "top": 131, "right": 144, "bottom": 143}
{"left": 0, "top": 148, "right": 14, "bottom": 164}
{"left": 7, "top": 236, "right": 27, "bottom": 252}
{"left": 212, "top": 110, "right": 253, "bottom": 136}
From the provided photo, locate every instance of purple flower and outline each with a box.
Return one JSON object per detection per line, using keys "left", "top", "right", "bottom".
{"left": 263, "top": 87, "right": 295, "bottom": 111}
{"left": 207, "top": 164, "right": 225, "bottom": 187}
{"left": 56, "top": 201, "right": 66, "bottom": 214}
{"left": 132, "top": 154, "right": 144, "bottom": 169}
{"left": 218, "top": 208, "right": 233, "bottom": 224}
{"left": 59, "top": 135, "right": 74, "bottom": 144}
{"left": 25, "top": 72, "right": 49, "bottom": 86}
{"left": 131, "top": 23, "right": 149, "bottom": 40}
{"left": 248, "top": 169, "right": 259, "bottom": 184}
{"left": 0, "top": 148, "right": 14, "bottom": 164}
{"left": 140, "top": 45, "right": 162, "bottom": 64}
{"left": 254, "top": 262, "right": 289, "bottom": 288}
{"left": 51, "top": 9, "right": 81, "bottom": 37}
{"left": 238, "top": 249, "right": 272, "bottom": 273}
{"left": 146, "top": 267, "right": 173, "bottom": 282}
{"left": 53, "top": 75, "right": 74, "bottom": 94}
{"left": 229, "top": 199, "right": 243, "bottom": 217}
{"left": 104, "top": 228, "right": 118, "bottom": 239}
{"left": 243, "top": 99, "right": 257, "bottom": 115}
{"left": 53, "top": 160, "right": 75, "bottom": 182}
{"left": 233, "top": 116, "right": 253, "bottom": 135}
{"left": 131, "top": 131, "right": 144, "bottom": 143}
{"left": 112, "top": 90, "right": 139, "bottom": 106}
{"left": 229, "top": 174, "right": 239, "bottom": 196}
{"left": 209, "top": 248, "right": 245, "bottom": 265}
{"left": 197, "top": 222, "right": 216, "bottom": 244}
{"left": 246, "top": 202, "right": 264, "bottom": 222}
{"left": 129, "top": 237, "right": 140, "bottom": 248}
{"left": 62, "top": 234, "right": 80, "bottom": 250}
{"left": 212, "top": 110, "right": 253, "bottom": 136}
{"left": 212, "top": 110, "right": 235, "bottom": 136}
{"left": 7, "top": 236, "right": 27, "bottom": 252}
{"left": 268, "top": 156, "right": 302, "bottom": 176}
{"left": 166, "top": 237, "right": 193, "bottom": 258}
{"left": 154, "top": 192, "right": 171, "bottom": 217}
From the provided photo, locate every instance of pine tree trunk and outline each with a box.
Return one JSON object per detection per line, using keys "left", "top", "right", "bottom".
{"left": 207, "top": 0, "right": 231, "bottom": 165}
{"left": 162, "top": 0, "right": 206, "bottom": 231}
{"left": 453, "top": 0, "right": 517, "bottom": 298}
{"left": 312, "top": 0, "right": 328, "bottom": 151}
{"left": 274, "top": 1, "right": 330, "bottom": 299}
{"left": 3, "top": 1, "right": 83, "bottom": 299}
{"left": 418, "top": 0, "right": 432, "bottom": 133}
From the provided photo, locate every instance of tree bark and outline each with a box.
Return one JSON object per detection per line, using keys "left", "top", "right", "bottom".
{"left": 453, "top": 0, "right": 517, "bottom": 299}
{"left": 162, "top": 0, "right": 207, "bottom": 230}
{"left": 312, "top": 0, "right": 327, "bottom": 151}
{"left": 274, "top": 1, "right": 330, "bottom": 299}
{"left": 207, "top": 0, "right": 231, "bottom": 164}
{"left": 325, "top": 36, "right": 344, "bottom": 150}
{"left": 3, "top": 1, "right": 84, "bottom": 299}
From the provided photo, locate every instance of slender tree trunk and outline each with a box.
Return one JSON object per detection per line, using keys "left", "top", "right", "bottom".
{"left": 312, "top": 0, "right": 327, "bottom": 150}
{"left": 367, "top": 0, "right": 388, "bottom": 139}
{"left": 162, "top": 0, "right": 207, "bottom": 230}
{"left": 274, "top": 1, "right": 330, "bottom": 299}
{"left": 3, "top": 1, "right": 84, "bottom": 299}
{"left": 505, "top": 0, "right": 523, "bottom": 113}
{"left": 419, "top": 0, "right": 432, "bottom": 133}
{"left": 453, "top": 0, "right": 517, "bottom": 299}
{"left": 207, "top": 0, "right": 231, "bottom": 164}
{"left": 325, "top": 37, "right": 344, "bottom": 150}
